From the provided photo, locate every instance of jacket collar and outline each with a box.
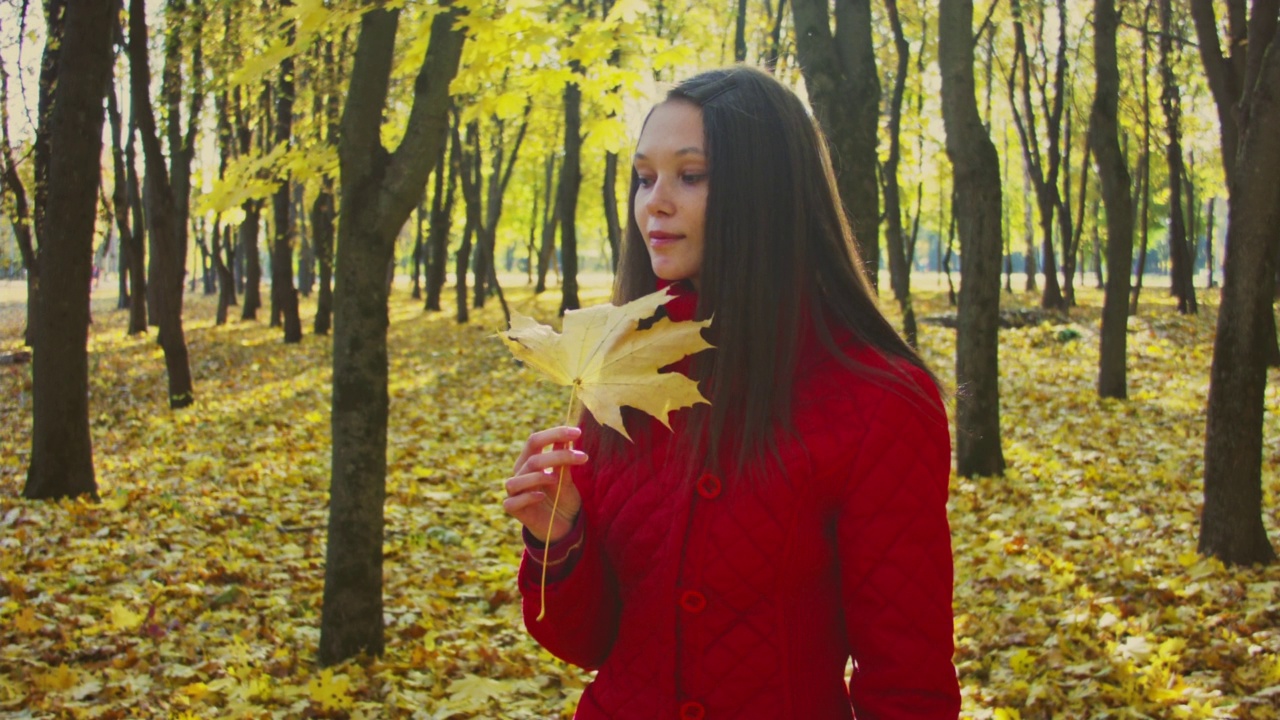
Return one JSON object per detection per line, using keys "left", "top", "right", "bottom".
{"left": 657, "top": 278, "right": 698, "bottom": 323}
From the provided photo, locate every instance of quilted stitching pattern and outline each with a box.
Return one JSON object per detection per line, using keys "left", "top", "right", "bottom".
{"left": 520, "top": 326, "right": 960, "bottom": 719}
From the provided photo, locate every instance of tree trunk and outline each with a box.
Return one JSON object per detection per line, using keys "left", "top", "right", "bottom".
{"left": 791, "top": 0, "right": 880, "bottom": 285}
{"left": 271, "top": 3, "right": 301, "bottom": 342}
{"left": 559, "top": 70, "right": 582, "bottom": 314}
{"left": 24, "top": 0, "right": 115, "bottom": 500}
{"left": 1092, "top": 0, "right": 1134, "bottom": 400}
{"left": 944, "top": 190, "right": 957, "bottom": 307}
{"left": 1, "top": 58, "right": 38, "bottom": 340}
{"left": 1130, "top": 4, "right": 1153, "bottom": 316}
{"left": 129, "top": 0, "right": 193, "bottom": 409}
{"left": 124, "top": 122, "right": 147, "bottom": 334}
{"left": 939, "top": 0, "right": 1005, "bottom": 477}
{"left": 425, "top": 128, "right": 459, "bottom": 312}
{"left": 603, "top": 151, "right": 622, "bottom": 273}
{"left": 764, "top": 0, "right": 788, "bottom": 72}
{"left": 26, "top": 0, "right": 67, "bottom": 349}
{"left": 1205, "top": 197, "right": 1216, "bottom": 288}
{"left": 473, "top": 110, "right": 527, "bottom": 321}
{"left": 106, "top": 68, "right": 139, "bottom": 318}
{"left": 312, "top": 38, "right": 339, "bottom": 336}
{"left": 535, "top": 153, "right": 560, "bottom": 294}
{"left": 240, "top": 201, "right": 263, "bottom": 319}
{"left": 1196, "top": 0, "right": 1280, "bottom": 566}
{"left": 411, "top": 196, "right": 424, "bottom": 300}
{"left": 883, "top": 0, "right": 916, "bottom": 347}
{"left": 455, "top": 123, "right": 481, "bottom": 321}
{"left": 319, "top": 0, "right": 465, "bottom": 665}
{"left": 1091, "top": 194, "right": 1103, "bottom": 289}
{"left": 215, "top": 223, "right": 236, "bottom": 325}
{"left": 734, "top": 0, "right": 748, "bottom": 62}
{"left": 456, "top": 217, "right": 474, "bottom": 323}
{"left": 163, "top": 0, "right": 202, "bottom": 321}
{"left": 296, "top": 181, "right": 313, "bottom": 297}
{"left": 311, "top": 181, "right": 335, "bottom": 335}
{"left": 237, "top": 84, "right": 267, "bottom": 321}
{"left": 1008, "top": 0, "right": 1067, "bottom": 311}
{"left": 1158, "top": 0, "right": 1197, "bottom": 315}
{"left": 1023, "top": 160, "right": 1036, "bottom": 292}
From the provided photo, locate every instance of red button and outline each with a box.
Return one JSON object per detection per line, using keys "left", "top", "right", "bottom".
{"left": 696, "top": 473, "right": 721, "bottom": 499}
{"left": 679, "top": 701, "right": 705, "bottom": 720}
{"left": 680, "top": 590, "right": 706, "bottom": 613}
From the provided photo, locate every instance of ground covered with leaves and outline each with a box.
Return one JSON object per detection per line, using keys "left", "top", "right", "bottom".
{"left": 1, "top": 277, "right": 1279, "bottom": 719}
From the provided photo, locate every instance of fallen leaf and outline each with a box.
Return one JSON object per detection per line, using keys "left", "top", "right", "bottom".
{"left": 307, "top": 668, "right": 353, "bottom": 711}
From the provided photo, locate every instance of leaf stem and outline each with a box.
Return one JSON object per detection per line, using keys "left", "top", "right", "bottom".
{"left": 536, "top": 385, "right": 578, "bottom": 622}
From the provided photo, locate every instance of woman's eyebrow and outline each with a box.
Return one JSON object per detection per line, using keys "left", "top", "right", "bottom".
{"left": 633, "top": 147, "right": 706, "bottom": 160}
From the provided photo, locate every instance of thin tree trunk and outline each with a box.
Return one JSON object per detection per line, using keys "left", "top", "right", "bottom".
{"left": 425, "top": 127, "right": 459, "bottom": 312}
{"left": 1002, "top": 121, "right": 1013, "bottom": 294}
{"left": 129, "top": 0, "right": 193, "bottom": 409}
{"left": 883, "top": 0, "right": 916, "bottom": 346}
{"left": 312, "top": 37, "right": 339, "bottom": 336}
{"left": 1130, "top": 4, "right": 1153, "bottom": 316}
{"left": 944, "top": 191, "right": 957, "bottom": 307}
{"left": 1205, "top": 197, "right": 1216, "bottom": 288}
{"left": 456, "top": 215, "right": 474, "bottom": 324}
{"left": 412, "top": 196, "right": 424, "bottom": 299}
{"left": 763, "top": 0, "right": 788, "bottom": 72}
{"left": 124, "top": 120, "right": 147, "bottom": 333}
{"left": 603, "top": 151, "right": 622, "bottom": 273}
{"left": 734, "top": 0, "right": 748, "bottom": 62}
{"left": 320, "top": 0, "right": 465, "bottom": 665}
{"left": 106, "top": 72, "right": 141, "bottom": 319}
{"left": 940, "top": 0, "right": 1005, "bottom": 477}
{"left": 535, "top": 153, "right": 560, "bottom": 294}
{"left": 271, "top": 1, "right": 301, "bottom": 342}
{"left": 1008, "top": 0, "right": 1067, "bottom": 310}
{"left": 791, "top": 0, "right": 880, "bottom": 285}
{"left": 1, "top": 51, "right": 38, "bottom": 339}
{"left": 1158, "top": 0, "right": 1197, "bottom": 315}
{"left": 1022, "top": 163, "right": 1036, "bottom": 292}
{"left": 24, "top": 0, "right": 115, "bottom": 500}
{"left": 1093, "top": 0, "right": 1134, "bottom": 399}
{"left": 559, "top": 68, "right": 582, "bottom": 314}
{"left": 296, "top": 181, "right": 313, "bottom": 297}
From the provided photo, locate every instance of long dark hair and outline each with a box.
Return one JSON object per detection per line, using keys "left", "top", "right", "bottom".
{"left": 602, "top": 65, "right": 937, "bottom": 481}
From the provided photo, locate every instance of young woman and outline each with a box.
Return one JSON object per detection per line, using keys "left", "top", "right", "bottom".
{"left": 502, "top": 66, "right": 960, "bottom": 719}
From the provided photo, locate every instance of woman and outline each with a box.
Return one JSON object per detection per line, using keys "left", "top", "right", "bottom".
{"left": 503, "top": 66, "right": 959, "bottom": 719}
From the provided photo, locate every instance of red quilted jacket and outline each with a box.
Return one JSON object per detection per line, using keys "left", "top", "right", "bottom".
{"left": 519, "top": 287, "right": 960, "bottom": 719}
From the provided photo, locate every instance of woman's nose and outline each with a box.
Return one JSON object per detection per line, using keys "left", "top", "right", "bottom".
{"left": 644, "top": 177, "right": 674, "bottom": 216}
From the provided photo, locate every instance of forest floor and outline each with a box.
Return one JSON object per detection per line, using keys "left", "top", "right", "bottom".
{"left": 1, "top": 276, "right": 1279, "bottom": 719}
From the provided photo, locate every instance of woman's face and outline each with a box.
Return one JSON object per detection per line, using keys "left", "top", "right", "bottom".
{"left": 633, "top": 101, "right": 708, "bottom": 287}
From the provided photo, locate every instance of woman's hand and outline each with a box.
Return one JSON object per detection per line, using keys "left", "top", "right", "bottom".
{"left": 503, "top": 426, "right": 588, "bottom": 544}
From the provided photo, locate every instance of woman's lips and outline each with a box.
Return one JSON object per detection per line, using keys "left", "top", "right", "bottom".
{"left": 648, "top": 231, "right": 682, "bottom": 246}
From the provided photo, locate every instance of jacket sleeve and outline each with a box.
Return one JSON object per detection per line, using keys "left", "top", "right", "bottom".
{"left": 517, "top": 464, "right": 620, "bottom": 670}
{"left": 838, "top": 376, "right": 961, "bottom": 718}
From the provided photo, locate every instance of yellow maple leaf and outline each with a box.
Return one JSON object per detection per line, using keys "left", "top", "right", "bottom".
{"left": 14, "top": 607, "right": 40, "bottom": 633}
{"left": 110, "top": 603, "right": 144, "bottom": 632}
{"left": 34, "top": 664, "right": 78, "bottom": 692}
{"left": 445, "top": 674, "right": 510, "bottom": 710}
{"left": 499, "top": 286, "right": 713, "bottom": 440}
{"left": 307, "top": 669, "right": 354, "bottom": 711}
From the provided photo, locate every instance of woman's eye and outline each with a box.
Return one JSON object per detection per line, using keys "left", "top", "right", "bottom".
{"left": 636, "top": 175, "right": 655, "bottom": 188}
{"left": 681, "top": 173, "right": 707, "bottom": 185}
